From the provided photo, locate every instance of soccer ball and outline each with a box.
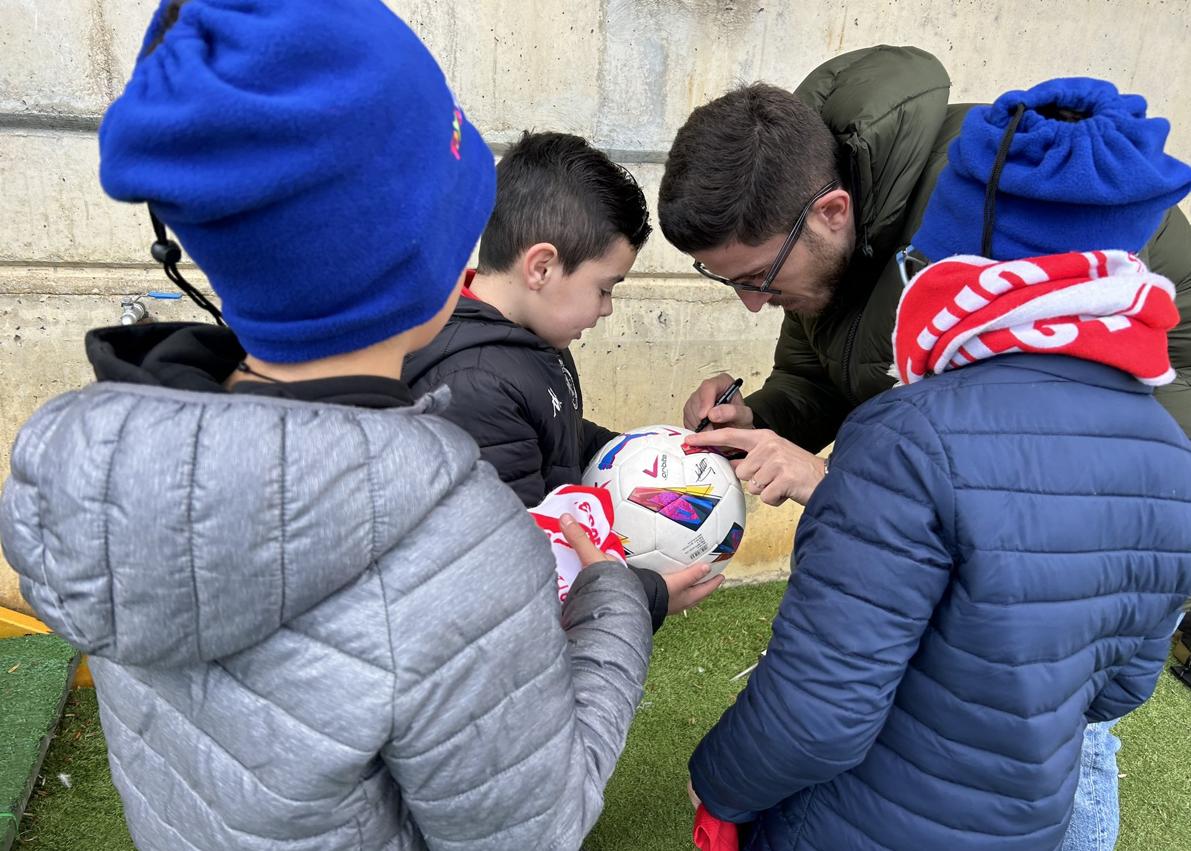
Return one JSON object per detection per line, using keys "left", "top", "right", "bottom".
{"left": 581, "top": 425, "right": 747, "bottom": 577}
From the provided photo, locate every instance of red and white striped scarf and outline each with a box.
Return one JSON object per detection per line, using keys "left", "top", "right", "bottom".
{"left": 893, "top": 250, "right": 1178, "bottom": 386}
{"left": 529, "top": 485, "right": 626, "bottom": 605}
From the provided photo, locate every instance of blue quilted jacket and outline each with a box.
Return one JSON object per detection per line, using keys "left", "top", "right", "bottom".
{"left": 690, "top": 354, "right": 1191, "bottom": 851}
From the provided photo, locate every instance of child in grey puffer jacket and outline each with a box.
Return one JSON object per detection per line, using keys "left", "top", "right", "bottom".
{"left": 0, "top": 2, "right": 653, "bottom": 849}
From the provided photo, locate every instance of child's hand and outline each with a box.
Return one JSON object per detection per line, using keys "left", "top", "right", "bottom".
{"left": 560, "top": 513, "right": 607, "bottom": 568}
{"left": 664, "top": 563, "right": 725, "bottom": 614}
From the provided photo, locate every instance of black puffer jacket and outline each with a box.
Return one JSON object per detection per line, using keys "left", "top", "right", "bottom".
{"left": 405, "top": 289, "right": 669, "bottom": 629}
{"left": 405, "top": 291, "right": 616, "bottom": 505}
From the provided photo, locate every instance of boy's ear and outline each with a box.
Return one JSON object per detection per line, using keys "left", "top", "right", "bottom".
{"left": 522, "top": 242, "right": 560, "bottom": 291}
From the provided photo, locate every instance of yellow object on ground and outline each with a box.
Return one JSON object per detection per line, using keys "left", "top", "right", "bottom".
{"left": 0, "top": 609, "right": 91, "bottom": 688}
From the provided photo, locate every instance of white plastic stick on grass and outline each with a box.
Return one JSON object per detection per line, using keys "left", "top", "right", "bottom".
{"left": 730, "top": 650, "right": 767, "bottom": 682}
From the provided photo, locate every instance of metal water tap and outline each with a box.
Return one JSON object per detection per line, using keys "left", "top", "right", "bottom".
{"left": 119, "top": 291, "right": 184, "bottom": 325}
{"left": 119, "top": 295, "right": 148, "bottom": 325}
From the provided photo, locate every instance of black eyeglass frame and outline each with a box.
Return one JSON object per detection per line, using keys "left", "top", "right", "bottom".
{"left": 692, "top": 179, "right": 841, "bottom": 294}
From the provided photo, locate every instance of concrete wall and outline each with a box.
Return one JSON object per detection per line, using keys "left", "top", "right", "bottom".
{"left": 2, "top": 0, "right": 1189, "bottom": 612}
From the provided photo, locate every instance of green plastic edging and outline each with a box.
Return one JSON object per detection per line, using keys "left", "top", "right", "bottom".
{"left": 0, "top": 636, "right": 79, "bottom": 851}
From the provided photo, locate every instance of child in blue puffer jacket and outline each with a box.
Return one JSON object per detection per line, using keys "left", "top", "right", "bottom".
{"left": 688, "top": 78, "right": 1191, "bottom": 851}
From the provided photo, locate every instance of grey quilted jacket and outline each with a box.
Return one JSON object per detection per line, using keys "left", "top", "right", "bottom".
{"left": 1, "top": 381, "right": 652, "bottom": 850}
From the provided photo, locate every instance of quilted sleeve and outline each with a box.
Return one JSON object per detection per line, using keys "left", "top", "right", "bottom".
{"left": 745, "top": 312, "right": 852, "bottom": 452}
{"left": 380, "top": 471, "right": 652, "bottom": 851}
{"left": 689, "top": 397, "right": 955, "bottom": 822}
{"left": 431, "top": 366, "right": 549, "bottom": 506}
{"left": 1086, "top": 611, "right": 1184, "bottom": 723}
{"left": 0, "top": 392, "right": 87, "bottom": 642}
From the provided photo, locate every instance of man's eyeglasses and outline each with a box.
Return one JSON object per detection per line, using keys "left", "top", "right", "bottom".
{"left": 693, "top": 180, "right": 841, "bottom": 294}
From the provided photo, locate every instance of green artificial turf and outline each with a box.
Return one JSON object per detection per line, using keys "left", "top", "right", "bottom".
{"left": 585, "top": 581, "right": 784, "bottom": 849}
{"left": 0, "top": 635, "right": 77, "bottom": 851}
{"left": 14, "top": 689, "right": 132, "bottom": 851}
{"left": 10, "top": 583, "right": 1190, "bottom": 851}
{"left": 1115, "top": 661, "right": 1191, "bottom": 850}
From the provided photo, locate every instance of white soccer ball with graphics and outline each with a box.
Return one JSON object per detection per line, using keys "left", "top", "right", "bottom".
{"left": 581, "top": 425, "right": 747, "bottom": 577}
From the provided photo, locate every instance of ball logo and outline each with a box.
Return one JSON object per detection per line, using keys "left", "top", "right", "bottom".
{"left": 644, "top": 454, "right": 670, "bottom": 479}
{"left": 598, "top": 431, "right": 656, "bottom": 470}
{"left": 450, "top": 107, "right": 463, "bottom": 160}
{"left": 559, "top": 360, "right": 580, "bottom": 410}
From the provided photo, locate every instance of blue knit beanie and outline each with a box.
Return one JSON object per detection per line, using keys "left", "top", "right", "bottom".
{"left": 99, "top": 0, "right": 496, "bottom": 362}
{"left": 914, "top": 78, "right": 1191, "bottom": 262}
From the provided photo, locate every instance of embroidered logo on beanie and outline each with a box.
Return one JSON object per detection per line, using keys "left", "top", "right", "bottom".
{"left": 451, "top": 106, "right": 464, "bottom": 161}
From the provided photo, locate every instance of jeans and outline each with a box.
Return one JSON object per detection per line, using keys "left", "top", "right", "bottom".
{"left": 1060, "top": 721, "right": 1121, "bottom": 851}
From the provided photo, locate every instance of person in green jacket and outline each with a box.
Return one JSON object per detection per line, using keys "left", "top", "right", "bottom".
{"left": 660, "top": 45, "right": 1191, "bottom": 508}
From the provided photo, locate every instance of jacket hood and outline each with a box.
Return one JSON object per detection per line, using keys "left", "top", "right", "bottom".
{"left": 85, "top": 322, "right": 245, "bottom": 390}
{"left": 796, "top": 45, "right": 951, "bottom": 263}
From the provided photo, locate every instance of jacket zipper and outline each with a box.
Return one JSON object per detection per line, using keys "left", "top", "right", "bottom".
{"left": 840, "top": 148, "right": 867, "bottom": 408}
{"left": 840, "top": 312, "right": 863, "bottom": 407}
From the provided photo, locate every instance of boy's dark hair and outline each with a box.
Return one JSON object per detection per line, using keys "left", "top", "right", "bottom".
{"left": 142, "top": 1, "right": 188, "bottom": 58}
{"left": 477, "top": 132, "right": 651, "bottom": 274}
{"left": 658, "top": 83, "right": 840, "bottom": 253}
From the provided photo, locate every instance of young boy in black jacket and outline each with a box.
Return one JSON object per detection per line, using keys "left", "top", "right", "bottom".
{"left": 406, "top": 132, "right": 722, "bottom": 628}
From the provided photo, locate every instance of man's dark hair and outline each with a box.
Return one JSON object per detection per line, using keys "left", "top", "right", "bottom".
{"left": 478, "top": 132, "right": 652, "bottom": 274}
{"left": 658, "top": 83, "right": 840, "bottom": 253}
